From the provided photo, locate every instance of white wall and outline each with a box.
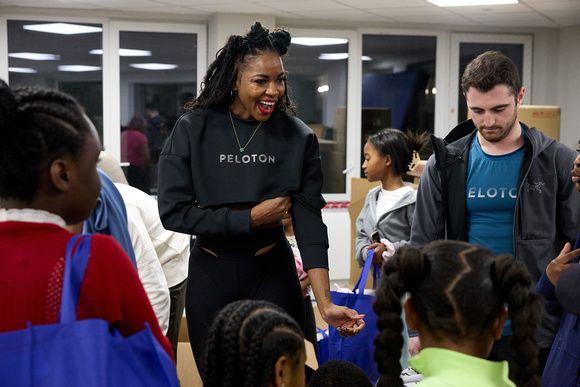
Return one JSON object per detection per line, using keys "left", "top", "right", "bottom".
{"left": 530, "top": 28, "right": 560, "bottom": 106}
{"left": 556, "top": 26, "right": 580, "bottom": 150}
{"left": 322, "top": 209, "right": 350, "bottom": 280}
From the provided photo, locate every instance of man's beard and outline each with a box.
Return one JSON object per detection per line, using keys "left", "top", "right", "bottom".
{"left": 477, "top": 110, "right": 518, "bottom": 143}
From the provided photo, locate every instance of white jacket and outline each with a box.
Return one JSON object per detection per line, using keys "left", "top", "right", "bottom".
{"left": 124, "top": 203, "right": 170, "bottom": 334}
{"left": 115, "top": 184, "right": 190, "bottom": 287}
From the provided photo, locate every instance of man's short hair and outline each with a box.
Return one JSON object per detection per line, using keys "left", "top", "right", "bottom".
{"left": 461, "top": 50, "right": 521, "bottom": 97}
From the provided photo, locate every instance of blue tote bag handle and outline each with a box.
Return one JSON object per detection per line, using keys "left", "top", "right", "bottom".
{"left": 353, "top": 249, "right": 380, "bottom": 296}
{"left": 60, "top": 234, "right": 92, "bottom": 324}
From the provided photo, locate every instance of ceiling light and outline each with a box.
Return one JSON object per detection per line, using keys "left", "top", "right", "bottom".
{"left": 317, "top": 85, "right": 330, "bottom": 93}
{"left": 130, "top": 63, "right": 178, "bottom": 70}
{"left": 8, "top": 52, "right": 60, "bottom": 61}
{"left": 90, "top": 48, "right": 152, "bottom": 57}
{"left": 319, "top": 53, "right": 349, "bottom": 60}
{"left": 427, "top": 0, "right": 517, "bottom": 6}
{"left": 23, "top": 23, "right": 102, "bottom": 35}
{"left": 58, "top": 65, "right": 101, "bottom": 72}
{"left": 362, "top": 56, "right": 373, "bottom": 61}
{"left": 9, "top": 67, "right": 37, "bottom": 73}
{"left": 432, "top": 87, "right": 437, "bottom": 95}
{"left": 292, "top": 37, "right": 348, "bottom": 46}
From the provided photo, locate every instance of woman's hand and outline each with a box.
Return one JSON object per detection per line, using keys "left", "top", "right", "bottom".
{"left": 321, "top": 304, "right": 365, "bottom": 337}
{"left": 250, "top": 196, "right": 291, "bottom": 228}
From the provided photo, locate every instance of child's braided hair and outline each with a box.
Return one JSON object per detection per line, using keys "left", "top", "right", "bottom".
{"left": 202, "top": 299, "right": 304, "bottom": 387}
{"left": 374, "top": 240, "right": 541, "bottom": 387}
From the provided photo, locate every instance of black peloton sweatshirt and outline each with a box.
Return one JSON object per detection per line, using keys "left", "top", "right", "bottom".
{"left": 157, "top": 108, "right": 329, "bottom": 270}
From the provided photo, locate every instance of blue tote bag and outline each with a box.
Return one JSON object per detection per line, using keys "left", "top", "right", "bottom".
{"left": 326, "top": 249, "right": 381, "bottom": 381}
{"left": 0, "top": 235, "right": 179, "bottom": 387}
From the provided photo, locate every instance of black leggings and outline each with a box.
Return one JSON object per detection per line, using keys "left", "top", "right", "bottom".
{"left": 185, "top": 235, "right": 305, "bottom": 375}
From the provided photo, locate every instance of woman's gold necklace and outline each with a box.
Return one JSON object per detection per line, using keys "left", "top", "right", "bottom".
{"left": 229, "top": 110, "right": 263, "bottom": 153}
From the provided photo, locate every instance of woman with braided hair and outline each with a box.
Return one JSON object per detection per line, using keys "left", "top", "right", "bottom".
{"left": 158, "top": 21, "right": 364, "bottom": 369}
{"left": 0, "top": 80, "right": 172, "bottom": 357}
{"left": 202, "top": 300, "right": 305, "bottom": 387}
{"left": 373, "top": 240, "right": 542, "bottom": 387}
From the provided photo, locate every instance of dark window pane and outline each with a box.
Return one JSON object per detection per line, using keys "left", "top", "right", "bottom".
{"left": 8, "top": 20, "right": 103, "bottom": 140}
{"left": 362, "top": 34, "right": 436, "bottom": 171}
{"left": 285, "top": 39, "right": 348, "bottom": 194}
{"left": 119, "top": 31, "right": 197, "bottom": 195}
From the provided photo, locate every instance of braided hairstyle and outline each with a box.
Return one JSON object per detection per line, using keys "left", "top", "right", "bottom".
{"left": 202, "top": 300, "right": 304, "bottom": 387}
{"left": 0, "top": 79, "right": 91, "bottom": 202}
{"left": 374, "top": 240, "right": 541, "bottom": 387}
{"left": 367, "top": 128, "right": 429, "bottom": 177}
{"left": 186, "top": 21, "right": 296, "bottom": 113}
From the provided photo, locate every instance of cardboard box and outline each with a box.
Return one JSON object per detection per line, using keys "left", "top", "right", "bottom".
{"left": 468, "top": 105, "right": 561, "bottom": 141}
{"left": 348, "top": 178, "right": 381, "bottom": 286}
{"left": 177, "top": 317, "right": 203, "bottom": 387}
{"left": 518, "top": 105, "right": 560, "bottom": 141}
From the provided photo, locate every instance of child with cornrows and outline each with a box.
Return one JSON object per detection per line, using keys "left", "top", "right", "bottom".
{"left": 202, "top": 299, "right": 305, "bottom": 387}
{"left": 374, "top": 240, "right": 542, "bottom": 387}
{"left": 0, "top": 80, "right": 172, "bottom": 357}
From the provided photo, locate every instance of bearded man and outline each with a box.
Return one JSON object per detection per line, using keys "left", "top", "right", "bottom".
{"left": 410, "top": 50, "right": 578, "bottom": 371}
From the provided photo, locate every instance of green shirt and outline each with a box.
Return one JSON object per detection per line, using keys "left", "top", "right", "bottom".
{"left": 409, "top": 348, "right": 514, "bottom": 387}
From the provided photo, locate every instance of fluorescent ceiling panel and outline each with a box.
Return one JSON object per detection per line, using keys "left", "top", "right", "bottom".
{"left": 292, "top": 37, "right": 348, "bottom": 46}
{"left": 319, "top": 53, "right": 373, "bottom": 61}
{"left": 23, "top": 23, "right": 102, "bottom": 35}
{"left": 427, "top": 0, "right": 517, "bottom": 6}
{"left": 90, "top": 48, "right": 152, "bottom": 57}
{"left": 9, "top": 67, "right": 37, "bottom": 73}
{"left": 129, "top": 63, "right": 178, "bottom": 70}
{"left": 319, "top": 53, "right": 349, "bottom": 60}
{"left": 8, "top": 52, "right": 60, "bottom": 61}
{"left": 58, "top": 65, "right": 101, "bottom": 72}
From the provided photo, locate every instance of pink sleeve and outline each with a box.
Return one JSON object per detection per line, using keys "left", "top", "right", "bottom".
{"left": 294, "top": 255, "right": 308, "bottom": 281}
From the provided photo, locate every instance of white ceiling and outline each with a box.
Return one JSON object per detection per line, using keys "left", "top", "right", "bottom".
{"left": 1, "top": 0, "right": 579, "bottom": 27}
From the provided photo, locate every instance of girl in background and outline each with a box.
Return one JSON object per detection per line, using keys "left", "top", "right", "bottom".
{"left": 283, "top": 216, "right": 317, "bottom": 353}
{"left": 356, "top": 128, "right": 428, "bottom": 360}
{"left": 355, "top": 129, "right": 428, "bottom": 267}
{"left": 374, "top": 240, "right": 542, "bottom": 387}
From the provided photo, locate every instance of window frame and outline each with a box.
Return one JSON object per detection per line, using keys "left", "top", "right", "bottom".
{"left": 284, "top": 27, "right": 359, "bottom": 201}
{"left": 359, "top": 28, "right": 450, "bottom": 139}
{"left": 0, "top": 13, "right": 109, "bottom": 138}
{"left": 449, "top": 32, "right": 533, "bottom": 131}
{"left": 0, "top": 15, "right": 206, "bottom": 164}
{"left": 108, "top": 21, "right": 206, "bottom": 161}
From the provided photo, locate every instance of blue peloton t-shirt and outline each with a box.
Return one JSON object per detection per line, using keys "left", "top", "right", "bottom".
{"left": 466, "top": 136, "right": 524, "bottom": 256}
{"left": 466, "top": 134, "right": 524, "bottom": 337}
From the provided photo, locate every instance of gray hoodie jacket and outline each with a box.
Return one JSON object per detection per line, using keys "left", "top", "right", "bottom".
{"left": 355, "top": 186, "right": 416, "bottom": 267}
